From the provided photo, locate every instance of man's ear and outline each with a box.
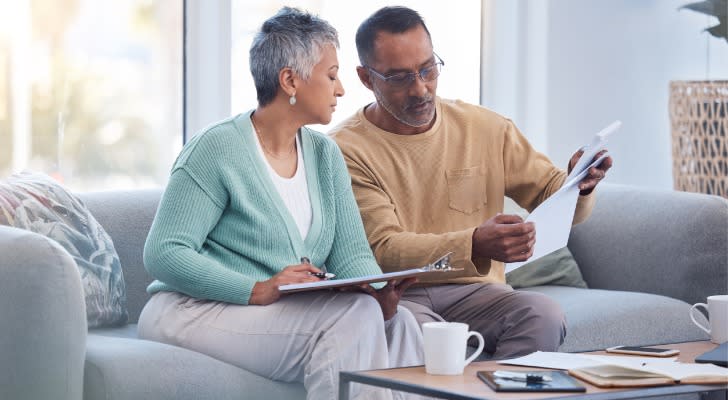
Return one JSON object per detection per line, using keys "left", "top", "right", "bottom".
{"left": 279, "top": 67, "right": 297, "bottom": 97}
{"left": 356, "top": 66, "right": 374, "bottom": 91}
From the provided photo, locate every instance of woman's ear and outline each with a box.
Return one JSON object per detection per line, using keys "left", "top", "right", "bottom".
{"left": 279, "top": 67, "right": 297, "bottom": 97}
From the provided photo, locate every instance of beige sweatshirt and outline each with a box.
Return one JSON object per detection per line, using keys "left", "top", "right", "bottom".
{"left": 330, "top": 97, "right": 595, "bottom": 284}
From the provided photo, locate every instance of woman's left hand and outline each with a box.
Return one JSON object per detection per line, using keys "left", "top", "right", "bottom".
{"left": 356, "top": 277, "right": 417, "bottom": 321}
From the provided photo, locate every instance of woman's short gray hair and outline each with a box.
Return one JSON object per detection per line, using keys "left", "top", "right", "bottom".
{"left": 250, "top": 7, "right": 339, "bottom": 106}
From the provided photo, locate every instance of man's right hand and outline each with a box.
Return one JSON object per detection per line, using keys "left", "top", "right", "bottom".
{"left": 471, "top": 213, "right": 535, "bottom": 262}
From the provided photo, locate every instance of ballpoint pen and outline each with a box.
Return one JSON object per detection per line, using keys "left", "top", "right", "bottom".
{"left": 492, "top": 371, "right": 552, "bottom": 383}
{"left": 301, "top": 257, "right": 335, "bottom": 280}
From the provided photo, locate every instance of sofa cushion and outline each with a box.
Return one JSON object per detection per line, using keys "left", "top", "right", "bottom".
{"left": 0, "top": 171, "right": 128, "bottom": 327}
{"left": 521, "top": 286, "right": 710, "bottom": 352}
{"left": 506, "top": 247, "right": 588, "bottom": 289}
{"left": 85, "top": 334, "right": 306, "bottom": 400}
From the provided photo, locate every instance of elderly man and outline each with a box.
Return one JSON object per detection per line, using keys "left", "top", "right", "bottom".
{"left": 330, "top": 6, "right": 612, "bottom": 359}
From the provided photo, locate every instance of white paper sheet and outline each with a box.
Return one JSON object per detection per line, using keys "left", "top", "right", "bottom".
{"left": 496, "top": 351, "right": 675, "bottom": 371}
{"left": 497, "top": 351, "right": 728, "bottom": 381}
{"left": 505, "top": 121, "right": 621, "bottom": 273}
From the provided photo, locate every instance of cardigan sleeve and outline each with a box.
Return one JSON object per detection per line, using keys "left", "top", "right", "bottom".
{"left": 323, "top": 145, "right": 386, "bottom": 285}
{"left": 143, "top": 168, "right": 258, "bottom": 304}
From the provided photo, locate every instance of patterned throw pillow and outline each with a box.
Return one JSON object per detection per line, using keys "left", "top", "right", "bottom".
{"left": 0, "top": 171, "right": 128, "bottom": 327}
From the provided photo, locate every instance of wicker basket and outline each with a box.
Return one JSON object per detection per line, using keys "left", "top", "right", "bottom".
{"left": 669, "top": 80, "right": 728, "bottom": 198}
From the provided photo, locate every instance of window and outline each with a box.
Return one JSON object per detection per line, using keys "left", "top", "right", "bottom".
{"left": 0, "top": 0, "right": 182, "bottom": 190}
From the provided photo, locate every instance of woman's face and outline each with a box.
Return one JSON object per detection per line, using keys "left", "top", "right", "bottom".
{"left": 295, "top": 44, "right": 345, "bottom": 125}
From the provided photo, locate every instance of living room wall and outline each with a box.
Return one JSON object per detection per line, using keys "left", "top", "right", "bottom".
{"left": 482, "top": 0, "right": 728, "bottom": 190}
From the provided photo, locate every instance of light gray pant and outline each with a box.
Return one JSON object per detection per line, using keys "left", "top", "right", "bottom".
{"left": 138, "top": 291, "right": 424, "bottom": 400}
{"left": 401, "top": 283, "right": 566, "bottom": 359}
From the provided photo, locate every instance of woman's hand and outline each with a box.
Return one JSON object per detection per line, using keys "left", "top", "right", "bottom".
{"left": 249, "top": 263, "right": 323, "bottom": 305}
{"left": 356, "top": 277, "right": 417, "bottom": 321}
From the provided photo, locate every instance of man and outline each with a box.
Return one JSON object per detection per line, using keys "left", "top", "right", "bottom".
{"left": 330, "top": 6, "right": 612, "bottom": 359}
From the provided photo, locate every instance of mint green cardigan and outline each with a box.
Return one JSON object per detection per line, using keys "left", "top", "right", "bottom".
{"left": 144, "top": 111, "right": 383, "bottom": 305}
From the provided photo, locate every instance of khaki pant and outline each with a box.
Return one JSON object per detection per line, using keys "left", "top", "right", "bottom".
{"left": 401, "top": 283, "right": 566, "bottom": 359}
{"left": 138, "top": 291, "right": 424, "bottom": 400}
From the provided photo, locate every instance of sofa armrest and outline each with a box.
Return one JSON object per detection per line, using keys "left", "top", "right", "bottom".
{"left": 0, "top": 226, "right": 86, "bottom": 400}
{"left": 568, "top": 184, "right": 728, "bottom": 305}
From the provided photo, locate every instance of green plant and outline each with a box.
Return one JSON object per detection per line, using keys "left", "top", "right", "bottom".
{"left": 681, "top": 0, "right": 728, "bottom": 42}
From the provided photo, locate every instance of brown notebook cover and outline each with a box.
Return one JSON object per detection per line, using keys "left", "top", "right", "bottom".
{"left": 568, "top": 368, "right": 728, "bottom": 388}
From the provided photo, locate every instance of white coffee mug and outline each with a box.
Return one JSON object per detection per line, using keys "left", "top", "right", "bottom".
{"left": 422, "top": 322, "right": 485, "bottom": 375}
{"left": 690, "top": 295, "right": 728, "bottom": 344}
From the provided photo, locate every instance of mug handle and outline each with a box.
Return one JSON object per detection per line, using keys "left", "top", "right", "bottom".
{"left": 464, "top": 331, "right": 485, "bottom": 367}
{"left": 690, "top": 303, "right": 711, "bottom": 334}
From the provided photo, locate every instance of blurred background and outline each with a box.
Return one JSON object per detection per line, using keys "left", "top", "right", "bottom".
{"left": 0, "top": 0, "right": 725, "bottom": 191}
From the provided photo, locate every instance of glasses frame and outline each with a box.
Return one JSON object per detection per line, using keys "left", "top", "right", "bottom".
{"left": 364, "top": 53, "right": 445, "bottom": 89}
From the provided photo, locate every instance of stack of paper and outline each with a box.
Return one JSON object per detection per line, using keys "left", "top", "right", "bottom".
{"left": 498, "top": 351, "right": 728, "bottom": 387}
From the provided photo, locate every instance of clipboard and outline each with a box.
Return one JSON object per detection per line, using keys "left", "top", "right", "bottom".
{"left": 279, "top": 253, "right": 460, "bottom": 293}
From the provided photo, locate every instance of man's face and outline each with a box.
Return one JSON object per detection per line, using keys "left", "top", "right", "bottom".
{"left": 366, "top": 25, "right": 438, "bottom": 131}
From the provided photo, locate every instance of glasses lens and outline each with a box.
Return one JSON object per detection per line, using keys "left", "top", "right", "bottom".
{"left": 387, "top": 73, "right": 414, "bottom": 87}
{"left": 420, "top": 63, "right": 442, "bottom": 82}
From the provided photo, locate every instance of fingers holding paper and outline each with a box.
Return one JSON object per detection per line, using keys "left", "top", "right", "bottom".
{"left": 568, "top": 149, "right": 613, "bottom": 195}
{"left": 472, "top": 214, "right": 536, "bottom": 263}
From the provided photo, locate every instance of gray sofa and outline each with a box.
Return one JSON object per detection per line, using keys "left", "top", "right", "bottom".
{"left": 1, "top": 183, "right": 726, "bottom": 400}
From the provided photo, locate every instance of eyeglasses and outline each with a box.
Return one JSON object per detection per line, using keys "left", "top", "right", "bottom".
{"left": 364, "top": 53, "right": 444, "bottom": 89}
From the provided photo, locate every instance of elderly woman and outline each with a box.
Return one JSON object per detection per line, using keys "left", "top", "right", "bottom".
{"left": 138, "top": 7, "right": 423, "bottom": 400}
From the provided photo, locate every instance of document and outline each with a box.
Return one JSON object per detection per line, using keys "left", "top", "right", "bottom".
{"left": 505, "top": 120, "right": 621, "bottom": 273}
{"left": 498, "top": 351, "right": 728, "bottom": 387}
{"left": 279, "top": 253, "right": 460, "bottom": 293}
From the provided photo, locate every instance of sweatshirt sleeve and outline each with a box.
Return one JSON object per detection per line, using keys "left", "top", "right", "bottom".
{"left": 501, "top": 120, "right": 595, "bottom": 224}
{"left": 143, "top": 168, "right": 257, "bottom": 304}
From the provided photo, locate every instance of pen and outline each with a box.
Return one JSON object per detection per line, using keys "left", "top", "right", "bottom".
{"left": 301, "top": 257, "right": 335, "bottom": 280}
{"left": 493, "top": 371, "right": 552, "bottom": 383}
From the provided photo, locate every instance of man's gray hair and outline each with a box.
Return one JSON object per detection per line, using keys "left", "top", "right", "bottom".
{"left": 250, "top": 7, "right": 339, "bottom": 106}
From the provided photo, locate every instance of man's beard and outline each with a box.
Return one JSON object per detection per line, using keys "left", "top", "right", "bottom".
{"left": 373, "top": 86, "right": 434, "bottom": 128}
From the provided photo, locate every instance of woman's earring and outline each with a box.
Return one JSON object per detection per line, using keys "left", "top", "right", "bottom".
{"left": 289, "top": 95, "right": 297, "bottom": 106}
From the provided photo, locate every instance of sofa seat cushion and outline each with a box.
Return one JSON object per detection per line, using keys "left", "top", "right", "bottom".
{"left": 85, "top": 334, "right": 306, "bottom": 400}
{"left": 521, "top": 286, "right": 710, "bottom": 353}
{"left": 89, "top": 323, "right": 139, "bottom": 339}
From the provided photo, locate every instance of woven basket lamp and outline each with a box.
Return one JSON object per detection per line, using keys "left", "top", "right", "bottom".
{"left": 669, "top": 80, "right": 728, "bottom": 198}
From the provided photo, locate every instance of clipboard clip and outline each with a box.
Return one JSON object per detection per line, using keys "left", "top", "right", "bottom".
{"left": 421, "top": 252, "right": 454, "bottom": 271}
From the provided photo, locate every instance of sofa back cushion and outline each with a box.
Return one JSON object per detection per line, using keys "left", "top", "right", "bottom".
{"left": 0, "top": 171, "right": 128, "bottom": 327}
{"left": 79, "top": 188, "right": 161, "bottom": 323}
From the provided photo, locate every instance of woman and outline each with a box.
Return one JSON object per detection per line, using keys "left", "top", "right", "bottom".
{"left": 137, "top": 7, "right": 423, "bottom": 400}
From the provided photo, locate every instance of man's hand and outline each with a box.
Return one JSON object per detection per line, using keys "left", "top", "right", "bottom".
{"left": 568, "top": 149, "right": 613, "bottom": 196}
{"left": 472, "top": 213, "right": 535, "bottom": 262}
{"left": 357, "top": 277, "right": 417, "bottom": 320}
{"left": 249, "top": 262, "right": 323, "bottom": 305}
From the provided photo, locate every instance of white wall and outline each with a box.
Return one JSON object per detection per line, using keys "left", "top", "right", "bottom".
{"left": 482, "top": 0, "right": 728, "bottom": 189}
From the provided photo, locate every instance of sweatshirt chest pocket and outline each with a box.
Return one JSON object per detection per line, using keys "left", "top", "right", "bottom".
{"left": 445, "top": 166, "right": 486, "bottom": 214}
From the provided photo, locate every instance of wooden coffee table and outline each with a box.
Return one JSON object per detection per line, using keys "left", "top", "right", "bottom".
{"left": 339, "top": 341, "right": 728, "bottom": 400}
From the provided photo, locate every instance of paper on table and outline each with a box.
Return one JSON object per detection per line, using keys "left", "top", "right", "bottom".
{"left": 505, "top": 121, "right": 621, "bottom": 273}
{"left": 500, "top": 351, "right": 728, "bottom": 386}
{"left": 496, "top": 351, "right": 603, "bottom": 370}
{"left": 496, "top": 351, "right": 675, "bottom": 371}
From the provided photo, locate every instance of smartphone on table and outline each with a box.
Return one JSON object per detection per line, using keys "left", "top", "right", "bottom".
{"left": 605, "top": 345, "right": 679, "bottom": 357}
